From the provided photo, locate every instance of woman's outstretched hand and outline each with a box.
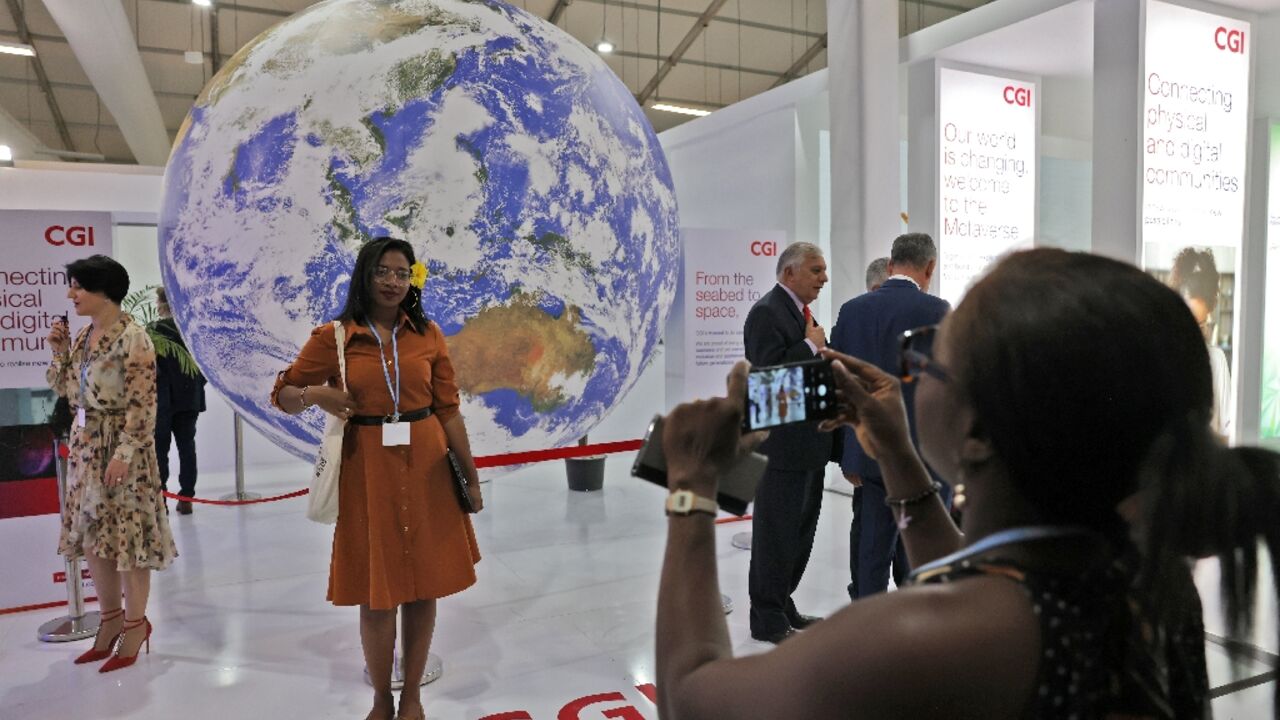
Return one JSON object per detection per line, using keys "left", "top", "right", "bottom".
{"left": 819, "top": 349, "right": 913, "bottom": 463}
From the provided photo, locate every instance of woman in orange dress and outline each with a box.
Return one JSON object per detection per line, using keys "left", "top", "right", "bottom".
{"left": 272, "top": 237, "right": 483, "bottom": 720}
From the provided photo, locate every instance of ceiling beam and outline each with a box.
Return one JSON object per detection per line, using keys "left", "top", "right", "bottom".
{"left": 2, "top": 0, "right": 75, "bottom": 152}
{"left": 148, "top": 0, "right": 292, "bottom": 19}
{"left": 43, "top": 0, "right": 172, "bottom": 166}
{"left": 770, "top": 32, "right": 827, "bottom": 89}
{"left": 571, "top": 0, "right": 824, "bottom": 39}
{"left": 0, "top": 104, "right": 54, "bottom": 161}
{"left": 0, "top": 74, "right": 197, "bottom": 101}
{"left": 635, "top": 0, "right": 730, "bottom": 106}
{"left": 548, "top": 0, "right": 572, "bottom": 24}
{"left": 208, "top": 4, "right": 222, "bottom": 75}
{"left": 612, "top": 49, "right": 781, "bottom": 78}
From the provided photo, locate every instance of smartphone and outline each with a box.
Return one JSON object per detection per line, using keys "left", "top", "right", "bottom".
{"left": 631, "top": 414, "right": 765, "bottom": 516}
{"left": 741, "top": 357, "right": 837, "bottom": 432}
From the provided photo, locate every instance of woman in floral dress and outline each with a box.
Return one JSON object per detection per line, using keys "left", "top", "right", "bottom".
{"left": 46, "top": 255, "right": 177, "bottom": 673}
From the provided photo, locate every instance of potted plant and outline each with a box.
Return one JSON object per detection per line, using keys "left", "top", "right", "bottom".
{"left": 123, "top": 285, "right": 202, "bottom": 378}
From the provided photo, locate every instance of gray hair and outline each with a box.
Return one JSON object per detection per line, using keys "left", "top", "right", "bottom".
{"left": 865, "top": 257, "right": 889, "bottom": 291}
{"left": 775, "top": 242, "right": 824, "bottom": 278}
{"left": 890, "top": 233, "right": 937, "bottom": 269}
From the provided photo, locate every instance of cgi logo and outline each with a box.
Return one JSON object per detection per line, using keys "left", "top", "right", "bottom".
{"left": 1003, "top": 86, "right": 1032, "bottom": 107}
{"left": 1215, "top": 27, "right": 1245, "bottom": 54}
{"left": 44, "top": 225, "right": 97, "bottom": 247}
{"left": 750, "top": 240, "right": 777, "bottom": 257}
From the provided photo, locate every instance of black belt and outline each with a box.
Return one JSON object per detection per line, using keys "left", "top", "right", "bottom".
{"left": 348, "top": 406, "right": 433, "bottom": 426}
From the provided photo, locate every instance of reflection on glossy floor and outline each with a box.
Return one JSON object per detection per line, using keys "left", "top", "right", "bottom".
{"left": 0, "top": 459, "right": 1274, "bottom": 719}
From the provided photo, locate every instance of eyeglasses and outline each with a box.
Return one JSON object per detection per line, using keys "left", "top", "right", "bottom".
{"left": 373, "top": 266, "right": 412, "bottom": 284}
{"left": 899, "top": 325, "right": 949, "bottom": 383}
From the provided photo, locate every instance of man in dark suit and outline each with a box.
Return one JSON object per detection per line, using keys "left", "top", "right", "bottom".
{"left": 743, "top": 241, "right": 832, "bottom": 644}
{"left": 152, "top": 287, "right": 207, "bottom": 515}
{"left": 831, "top": 233, "right": 950, "bottom": 599}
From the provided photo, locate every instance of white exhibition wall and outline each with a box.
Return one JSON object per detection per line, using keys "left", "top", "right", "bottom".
{"left": 4, "top": 0, "right": 1279, "bottom": 472}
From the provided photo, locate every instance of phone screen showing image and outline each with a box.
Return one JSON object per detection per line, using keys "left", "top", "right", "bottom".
{"left": 742, "top": 358, "right": 836, "bottom": 432}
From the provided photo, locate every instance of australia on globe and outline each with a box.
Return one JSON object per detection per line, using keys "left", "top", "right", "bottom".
{"left": 159, "top": 0, "right": 680, "bottom": 464}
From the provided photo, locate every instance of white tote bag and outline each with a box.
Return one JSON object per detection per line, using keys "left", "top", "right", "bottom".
{"left": 306, "top": 321, "right": 348, "bottom": 524}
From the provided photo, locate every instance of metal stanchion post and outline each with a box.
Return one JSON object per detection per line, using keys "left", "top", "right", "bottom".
{"left": 221, "top": 412, "right": 260, "bottom": 501}
{"left": 731, "top": 531, "right": 752, "bottom": 550}
{"left": 364, "top": 650, "right": 444, "bottom": 689}
{"left": 39, "top": 437, "right": 101, "bottom": 642}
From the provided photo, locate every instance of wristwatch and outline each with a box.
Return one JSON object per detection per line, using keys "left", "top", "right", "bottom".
{"left": 665, "top": 489, "right": 717, "bottom": 516}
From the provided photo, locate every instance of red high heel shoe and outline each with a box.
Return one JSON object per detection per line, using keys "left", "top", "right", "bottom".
{"left": 73, "top": 608, "right": 125, "bottom": 664}
{"left": 99, "top": 617, "right": 150, "bottom": 673}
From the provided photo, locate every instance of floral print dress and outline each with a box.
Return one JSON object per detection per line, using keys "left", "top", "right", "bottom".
{"left": 47, "top": 314, "right": 177, "bottom": 571}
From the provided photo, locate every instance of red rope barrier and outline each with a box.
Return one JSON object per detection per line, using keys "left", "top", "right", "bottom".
{"left": 472, "top": 439, "right": 643, "bottom": 468}
{"left": 163, "top": 488, "right": 310, "bottom": 506}
{"left": 165, "top": 438, "right": 646, "bottom": 506}
{"left": 714, "top": 514, "right": 752, "bottom": 525}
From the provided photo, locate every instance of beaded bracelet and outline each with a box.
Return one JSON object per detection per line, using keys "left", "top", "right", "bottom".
{"left": 885, "top": 480, "right": 943, "bottom": 530}
{"left": 883, "top": 480, "right": 942, "bottom": 509}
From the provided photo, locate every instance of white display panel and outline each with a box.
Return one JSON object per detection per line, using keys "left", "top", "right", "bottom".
{"left": 678, "top": 229, "right": 785, "bottom": 403}
{"left": 0, "top": 210, "right": 113, "bottom": 389}
{"left": 1140, "top": 1, "right": 1253, "bottom": 442}
{"left": 1141, "top": 0, "right": 1251, "bottom": 248}
{"left": 1262, "top": 122, "right": 1280, "bottom": 444}
{"left": 937, "top": 66, "right": 1038, "bottom": 306}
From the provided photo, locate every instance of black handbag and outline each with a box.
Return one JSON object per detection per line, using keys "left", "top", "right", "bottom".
{"left": 447, "top": 449, "right": 477, "bottom": 513}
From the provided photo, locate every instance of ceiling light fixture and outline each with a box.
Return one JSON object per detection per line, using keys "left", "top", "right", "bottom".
{"left": 0, "top": 42, "right": 36, "bottom": 57}
{"left": 0, "top": 145, "right": 13, "bottom": 164}
{"left": 596, "top": 0, "right": 613, "bottom": 54}
{"left": 192, "top": 0, "right": 213, "bottom": 7}
{"left": 651, "top": 103, "right": 712, "bottom": 117}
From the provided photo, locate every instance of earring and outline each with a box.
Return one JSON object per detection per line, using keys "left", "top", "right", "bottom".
{"left": 952, "top": 482, "right": 967, "bottom": 512}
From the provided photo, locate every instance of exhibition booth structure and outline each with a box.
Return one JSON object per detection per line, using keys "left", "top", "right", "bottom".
{"left": 897, "top": 0, "right": 1280, "bottom": 453}
{"left": 1, "top": 0, "right": 1278, "bottom": 622}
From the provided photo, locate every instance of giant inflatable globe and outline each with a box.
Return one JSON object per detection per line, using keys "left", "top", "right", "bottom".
{"left": 159, "top": 0, "right": 680, "bottom": 462}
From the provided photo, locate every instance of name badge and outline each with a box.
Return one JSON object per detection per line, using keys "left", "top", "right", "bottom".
{"left": 76, "top": 407, "right": 86, "bottom": 428}
{"left": 383, "top": 420, "right": 411, "bottom": 447}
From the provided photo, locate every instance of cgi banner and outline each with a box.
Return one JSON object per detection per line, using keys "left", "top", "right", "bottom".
{"left": 0, "top": 210, "right": 113, "bottom": 389}
{"left": 0, "top": 209, "right": 110, "bottom": 612}
{"left": 1263, "top": 123, "right": 1280, "bottom": 445}
{"left": 1141, "top": 0, "right": 1251, "bottom": 249}
{"left": 1140, "top": 1, "right": 1252, "bottom": 441}
{"left": 936, "top": 66, "right": 1037, "bottom": 307}
{"left": 677, "top": 229, "right": 786, "bottom": 403}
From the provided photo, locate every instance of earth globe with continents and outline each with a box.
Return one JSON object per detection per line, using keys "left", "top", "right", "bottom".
{"left": 159, "top": 0, "right": 680, "bottom": 464}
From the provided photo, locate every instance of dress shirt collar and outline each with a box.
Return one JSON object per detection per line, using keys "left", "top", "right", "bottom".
{"left": 885, "top": 274, "right": 921, "bottom": 290}
{"left": 777, "top": 283, "right": 807, "bottom": 315}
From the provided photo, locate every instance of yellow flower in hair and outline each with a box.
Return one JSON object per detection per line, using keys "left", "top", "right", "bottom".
{"left": 409, "top": 261, "right": 428, "bottom": 289}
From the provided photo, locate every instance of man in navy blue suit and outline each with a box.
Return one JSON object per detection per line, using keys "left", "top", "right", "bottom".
{"left": 830, "top": 233, "right": 951, "bottom": 599}
{"left": 743, "top": 242, "right": 833, "bottom": 644}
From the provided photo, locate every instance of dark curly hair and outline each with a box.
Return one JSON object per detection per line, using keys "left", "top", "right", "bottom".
{"left": 335, "top": 237, "right": 429, "bottom": 334}
{"left": 1168, "top": 247, "right": 1219, "bottom": 315}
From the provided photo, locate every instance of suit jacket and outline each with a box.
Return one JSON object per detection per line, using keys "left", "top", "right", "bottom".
{"left": 151, "top": 318, "right": 207, "bottom": 415}
{"left": 830, "top": 278, "right": 950, "bottom": 479}
{"left": 743, "top": 284, "right": 833, "bottom": 472}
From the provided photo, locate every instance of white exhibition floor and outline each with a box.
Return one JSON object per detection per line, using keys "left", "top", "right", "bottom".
{"left": 0, "top": 456, "right": 1275, "bottom": 719}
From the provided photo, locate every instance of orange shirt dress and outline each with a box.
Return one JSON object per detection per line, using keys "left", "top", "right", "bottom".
{"left": 272, "top": 316, "right": 480, "bottom": 609}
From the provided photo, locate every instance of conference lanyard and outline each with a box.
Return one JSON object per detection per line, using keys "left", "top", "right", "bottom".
{"left": 76, "top": 333, "right": 93, "bottom": 427}
{"left": 365, "top": 320, "right": 401, "bottom": 422}
{"left": 908, "top": 525, "right": 1099, "bottom": 580}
